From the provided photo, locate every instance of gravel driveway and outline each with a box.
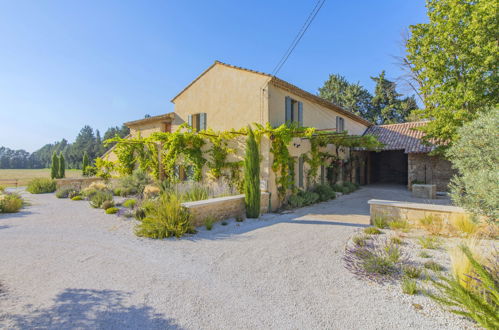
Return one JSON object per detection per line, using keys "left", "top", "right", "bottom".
{"left": 0, "top": 185, "right": 465, "bottom": 329}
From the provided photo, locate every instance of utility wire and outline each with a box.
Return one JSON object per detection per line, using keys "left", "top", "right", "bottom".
{"left": 270, "top": 0, "right": 326, "bottom": 77}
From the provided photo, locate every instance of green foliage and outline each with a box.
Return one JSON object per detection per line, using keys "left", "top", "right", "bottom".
{"left": 235, "top": 216, "right": 244, "bottom": 222}
{"left": 51, "top": 152, "right": 59, "bottom": 179}
{"left": 58, "top": 153, "right": 65, "bottom": 178}
{"left": 390, "top": 236, "right": 403, "bottom": 245}
{"left": 55, "top": 187, "right": 77, "bottom": 198}
{"left": 84, "top": 166, "right": 97, "bottom": 177}
{"left": 402, "top": 278, "right": 419, "bottom": 295}
{"left": 364, "top": 227, "right": 382, "bottom": 235}
{"left": 204, "top": 216, "right": 216, "bottom": 230}
{"left": 287, "top": 190, "right": 319, "bottom": 209}
{"left": 332, "top": 184, "right": 344, "bottom": 193}
{"left": 82, "top": 152, "right": 89, "bottom": 176}
{"left": 71, "top": 195, "right": 83, "bottom": 201}
{"left": 0, "top": 185, "right": 4, "bottom": 193}
{"left": 447, "top": 110, "right": 498, "bottom": 222}
{"left": 405, "top": 0, "right": 498, "bottom": 150}
{"left": 362, "top": 253, "right": 397, "bottom": 276}
{"left": 101, "top": 200, "right": 115, "bottom": 210}
{"left": 373, "top": 216, "right": 389, "bottom": 229}
{"left": 419, "top": 251, "right": 432, "bottom": 258}
{"left": 105, "top": 207, "right": 119, "bottom": 214}
{"left": 352, "top": 235, "right": 369, "bottom": 247}
{"left": 417, "top": 236, "right": 441, "bottom": 249}
{"left": 26, "top": 178, "right": 56, "bottom": 194}
{"left": 119, "top": 169, "right": 152, "bottom": 195}
{"left": 311, "top": 184, "right": 336, "bottom": 202}
{"left": 244, "top": 127, "right": 261, "bottom": 218}
{"left": 89, "top": 191, "right": 113, "bottom": 208}
{"left": 135, "top": 193, "right": 195, "bottom": 239}
{"left": 122, "top": 199, "right": 137, "bottom": 209}
{"left": 424, "top": 260, "right": 444, "bottom": 272}
{"left": 179, "top": 183, "right": 209, "bottom": 202}
{"left": 94, "top": 157, "right": 115, "bottom": 180}
{"left": 403, "top": 265, "right": 422, "bottom": 279}
{"left": 427, "top": 245, "right": 499, "bottom": 329}
{"left": 0, "top": 193, "right": 23, "bottom": 213}
{"left": 388, "top": 219, "right": 410, "bottom": 232}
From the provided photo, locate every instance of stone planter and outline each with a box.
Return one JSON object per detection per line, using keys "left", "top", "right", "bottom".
{"left": 412, "top": 184, "right": 436, "bottom": 199}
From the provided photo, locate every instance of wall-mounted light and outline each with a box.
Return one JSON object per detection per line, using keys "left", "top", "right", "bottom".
{"left": 293, "top": 143, "right": 301, "bottom": 148}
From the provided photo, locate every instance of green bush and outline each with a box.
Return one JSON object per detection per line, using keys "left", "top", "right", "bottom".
{"left": 447, "top": 110, "right": 499, "bottom": 222}
{"left": 402, "top": 278, "right": 418, "bottom": 295}
{"left": 135, "top": 193, "right": 195, "bottom": 239}
{"left": 0, "top": 185, "right": 5, "bottom": 193}
{"left": 427, "top": 245, "right": 499, "bottom": 329}
{"left": 84, "top": 166, "right": 97, "bottom": 177}
{"left": 287, "top": 190, "right": 319, "bottom": 209}
{"left": 89, "top": 191, "right": 113, "bottom": 208}
{"left": 424, "top": 260, "right": 444, "bottom": 272}
{"left": 388, "top": 219, "right": 410, "bottom": 232}
{"left": 364, "top": 227, "right": 382, "bottom": 235}
{"left": 373, "top": 216, "right": 389, "bottom": 229}
{"left": 181, "top": 184, "right": 209, "bottom": 202}
{"left": 26, "top": 178, "right": 56, "bottom": 194}
{"left": 122, "top": 199, "right": 137, "bottom": 209}
{"left": 419, "top": 251, "right": 432, "bottom": 258}
{"left": 352, "top": 235, "right": 369, "bottom": 247}
{"left": 101, "top": 200, "right": 115, "bottom": 210}
{"left": 390, "top": 236, "right": 403, "bottom": 245}
{"left": 68, "top": 190, "right": 80, "bottom": 199}
{"left": 343, "top": 182, "right": 358, "bottom": 194}
{"left": 417, "top": 236, "right": 441, "bottom": 249}
{"left": 0, "top": 193, "right": 23, "bottom": 213}
{"left": 311, "top": 184, "right": 336, "bottom": 201}
{"left": 51, "top": 152, "right": 59, "bottom": 179}
{"left": 204, "top": 216, "right": 215, "bottom": 230}
{"left": 244, "top": 126, "right": 261, "bottom": 218}
{"left": 71, "top": 195, "right": 83, "bottom": 201}
{"left": 105, "top": 207, "right": 119, "bottom": 214}
{"left": 332, "top": 184, "right": 344, "bottom": 193}
{"left": 119, "top": 169, "right": 152, "bottom": 195}
{"left": 402, "top": 265, "right": 422, "bottom": 279}
{"left": 55, "top": 187, "right": 76, "bottom": 199}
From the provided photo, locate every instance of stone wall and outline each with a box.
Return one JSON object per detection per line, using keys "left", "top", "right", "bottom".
{"left": 182, "top": 192, "right": 270, "bottom": 227}
{"left": 368, "top": 199, "right": 469, "bottom": 229}
{"left": 408, "top": 153, "right": 454, "bottom": 191}
{"left": 55, "top": 177, "right": 105, "bottom": 190}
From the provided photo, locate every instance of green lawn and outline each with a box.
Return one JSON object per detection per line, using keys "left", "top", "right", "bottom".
{"left": 0, "top": 169, "right": 83, "bottom": 187}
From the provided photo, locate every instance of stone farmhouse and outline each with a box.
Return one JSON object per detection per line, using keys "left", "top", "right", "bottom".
{"left": 104, "top": 61, "right": 452, "bottom": 209}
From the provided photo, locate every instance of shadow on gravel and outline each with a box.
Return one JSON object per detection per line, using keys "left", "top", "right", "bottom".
{"left": 6, "top": 288, "right": 182, "bottom": 329}
{"left": 0, "top": 211, "right": 36, "bottom": 220}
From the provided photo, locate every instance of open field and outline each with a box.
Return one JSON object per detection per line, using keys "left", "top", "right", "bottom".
{"left": 0, "top": 169, "right": 82, "bottom": 187}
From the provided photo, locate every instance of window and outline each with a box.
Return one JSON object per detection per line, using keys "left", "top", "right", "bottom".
{"left": 187, "top": 113, "right": 207, "bottom": 132}
{"left": 285, "top": 96, "right": 303, "bottom": 127}
{"left": 336, "top": 116, "right": 345, "bottom": 133}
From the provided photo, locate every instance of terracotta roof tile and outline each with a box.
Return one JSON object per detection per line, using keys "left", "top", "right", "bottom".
{"left": 364, "top": 121, "right": 434, "bottom": 153}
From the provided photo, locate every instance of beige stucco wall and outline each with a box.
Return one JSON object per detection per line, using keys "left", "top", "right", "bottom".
{"left": 172, "top": 64, "right": 271, "bottom": 131}
{"left": 267, "top": 84, "right": 368, "bottom": 135}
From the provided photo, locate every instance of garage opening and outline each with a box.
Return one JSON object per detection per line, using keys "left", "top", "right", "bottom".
{"left": 369, "top": 150, "right": 408, "bottom": 185}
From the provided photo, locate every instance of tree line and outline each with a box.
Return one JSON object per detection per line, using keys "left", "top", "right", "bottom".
{"left": 0, "top": 125, "right": 129, "bottom": 169}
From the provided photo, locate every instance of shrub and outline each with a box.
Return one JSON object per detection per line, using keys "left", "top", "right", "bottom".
{"left": 204, "top": 216, "right": 216, "bottom": 230}
{"left": 451, "top": 216, "right": 478, "bottom": 236}
{"left": 0, "top": 185, "right": 5, "bottom": 192}
{"left": 84, "top": 166, "right": 97, "bottom": 177}
{"left": 101, "top": 200, "right": 115, "bottom": 210}
{"left": 362, "top": 254, "right": 397, "bottom": 276}
{"left": 143, "top": 185, "right": 161, "bottom": 199}
{"left": 68, "top": 190, "right": 80, "bottom": 199}
{"left": 71, "top": 196, "right": 83, "bottom": 201}
{"left": 119, "top": 169, "right": 151, "bottom": 195}
{"left": 419, "top": 251, "right": 432, "bottom": 258}
{"left": 332, "top": 184, "right": 344, "bottom": 193}
{"left": 427, "top": 245, "right": 499, "bottom": 329}
{"left": 447, "top": 241, "right": 488, "bottom": 289}
{"left": 402, "top": 278, "right": 418, "bottom": 295}
{"left": 135, "top": 193, "right": 195, "bottom": 239}
{"left": 58, "top": 153, "right": 65, "bottom": 179}
{"left": 55, "top": 187, "right": 76, "bottom": 199}
{"left": 235, "top": 216, "right": 244, "bottom": 222}
{"left": 417, "top": 236, "right": 441, "bottom": 249}
{"left": 180, "top": 183, "right": 209, "bottom": 202}
{"left": 352, "top": 235, "right": 369, "bottom": 247}
{"left": 82, "top": 151, "right": 89, "bottom": 176}
{"left": 419, "top": 215, "right": 444, "bottom": 235}
{"left": 26, "top": 178, "right": 56, "bottom": 194}
{"left": 403, "top": 265, "right": 422, "bottom": 279}
{"left": 364, "top": 227, "right": 382, "bottom": 235}
{"left": 244, "top": 126, "right": 261, "bottom": 218}
{"left": 51, "top": 152, "right": 59, "bottom": 179}
{"left": 311, "top": 184, "right": 336, "bottom": 202}
{"left": 388, "top": 219, "right": 410, "bottom": 232}
{"left": 446, "top": 110, "right": 499, "bottom": 223}
{"left": 390, "top": 236, "right": 404, "bottom": 245}
{"left": 373, "top": 216, "right": 389, "bottom": 229}
{"left": 0, "top": 193, "right": 23, "bottom": 213}
{"left": 105, "top": 207, "right": 119, "bottom": 214}
{"left": 122, "top": 199, "right": 137, "bottom": 209}
{"left": 384, "top": 243, "right": 401, "bottom": 263}
{"left": 89, "top": 191, "right": 113, "bottom": 208}
{"left": 343, "top": 182, "right": 358, "bottom": 194}
{"left": 424, "top": 260, "right": 444, "bottom": 272}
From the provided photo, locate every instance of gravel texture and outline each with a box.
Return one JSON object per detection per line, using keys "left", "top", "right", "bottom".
{"left": 0, "top": 185, "right": 473, "bottom": 329}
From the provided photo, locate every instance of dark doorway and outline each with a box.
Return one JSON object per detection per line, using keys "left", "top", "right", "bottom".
{"left": 370, "top": 150, "right": 408, "bottom": 185}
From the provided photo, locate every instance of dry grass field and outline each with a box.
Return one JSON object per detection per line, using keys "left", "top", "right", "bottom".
{"left": 0, "top": 169, "right": 82, "bottom": 187}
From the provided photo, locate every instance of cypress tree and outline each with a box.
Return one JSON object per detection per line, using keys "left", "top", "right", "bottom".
{"left": 58, "top": 152, "right": 65, "bottom": 178}
{"left": 244, "top": 126, "right": 260, "bottom": 218}
{"left": 51, "top": 152, "right": 59, "bottom": 179}
{"left": 82, "top": 152, "right": 89, "bottom": 176}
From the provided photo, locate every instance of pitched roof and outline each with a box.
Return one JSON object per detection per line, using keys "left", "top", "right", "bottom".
{"left": 124, "top": 113, "right": 174, "bottom": 128}
{"left": 171, "top": 61, "right": 372, "bottom": 127}
{"left": 364, "top": 121, "right": 434, "bottom": 153}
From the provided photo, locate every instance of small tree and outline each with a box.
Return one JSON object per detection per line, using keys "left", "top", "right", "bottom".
{"left": 244, "top": 126, "right": 261, "bottom": 218}
{"left": 82, "top": 152, "right": 89, "bottom": 176}
{"left": 58, "top": 152, "right": 65, "bottom": 178}
{"left": 51, "top": 152, "right": 59, "bottom": 179}
{"left": 447, "top": 109, "right": 498, "bottom": 222}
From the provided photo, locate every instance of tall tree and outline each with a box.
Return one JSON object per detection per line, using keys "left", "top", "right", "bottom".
{"left": 371, "top": 71, "right": 417, "bottom": 124}
{"left": 58, "top": 152, "right": 65, "bottom": 178}
{"left": 244, "top": 126, "right": 260, "bottom": 218}
{"left": 405, "top": 0, "right": 498, "bottom": 150}
{"left": 51, "top": 152, "right": 59, "bottom": 179}
{"left": 82, "top": 152, "right": 89, "bottom": 176}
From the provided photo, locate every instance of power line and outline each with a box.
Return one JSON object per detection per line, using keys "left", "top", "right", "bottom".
{"left": 270, "top": 0, "right": 326, "bottom": 77}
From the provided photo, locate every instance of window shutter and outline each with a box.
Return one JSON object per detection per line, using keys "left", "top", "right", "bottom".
{"left": 320, "top": 165, "right": 325, "bottom": 184}
{"left": 285, "top": 96, "right": 292, "bottom": 124}
{"left": 298, "top": 102, "right": 303, "bottom": 127}
{"left": 298, "top": 156, "right": 304, "bottom": 188}
{"left": 335, "top": 116, "right": 339, "bottom": 132}
{"left": 187, "top": 114, "right": 193, "bottom": 129}
{"left": 199, "top": 113, "right": 207, "bottom": 130}
{"left": 340, "top": 118, "right": 344, "bottom": 132}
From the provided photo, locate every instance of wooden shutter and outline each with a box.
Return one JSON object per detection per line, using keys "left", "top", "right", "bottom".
{"left": 298, "top": 156, "right": 304, "bottom": 188}
{"left": 298, "top": 102, "right": 303, "bottom": 127}
{"left": 320, "top": 165, "right": 325, "bottom": 184}
{"left": 285, "top": 96, "right": 292, "bottom": 123}
{"left": 187, "top": 114, "right": 193, "bottom": 129}
{"left": 199, "top": 113, "right": 207, "bottom": 131}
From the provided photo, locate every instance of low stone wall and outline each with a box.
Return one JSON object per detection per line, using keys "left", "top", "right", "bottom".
{"left": 55, "top": 177, "right": 105, "bottom": 189}
{"left": 368, "top": 199, "right": 468, "bottom": 227}
{"left": 183, "top": 192, "right": 270, "bottom": 227}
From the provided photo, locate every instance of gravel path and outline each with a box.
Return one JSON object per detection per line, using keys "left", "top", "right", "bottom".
{"left": 0, "top": 185, "right": 469, "bottom": 329}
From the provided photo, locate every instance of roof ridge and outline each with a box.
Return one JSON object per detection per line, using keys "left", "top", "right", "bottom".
{"left": 376, "top": 120, "right": 428, "bottom": 127}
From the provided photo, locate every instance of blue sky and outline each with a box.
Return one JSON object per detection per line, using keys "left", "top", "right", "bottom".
{"left": 0, "top": 0, "right": 427, "bottom": 151}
